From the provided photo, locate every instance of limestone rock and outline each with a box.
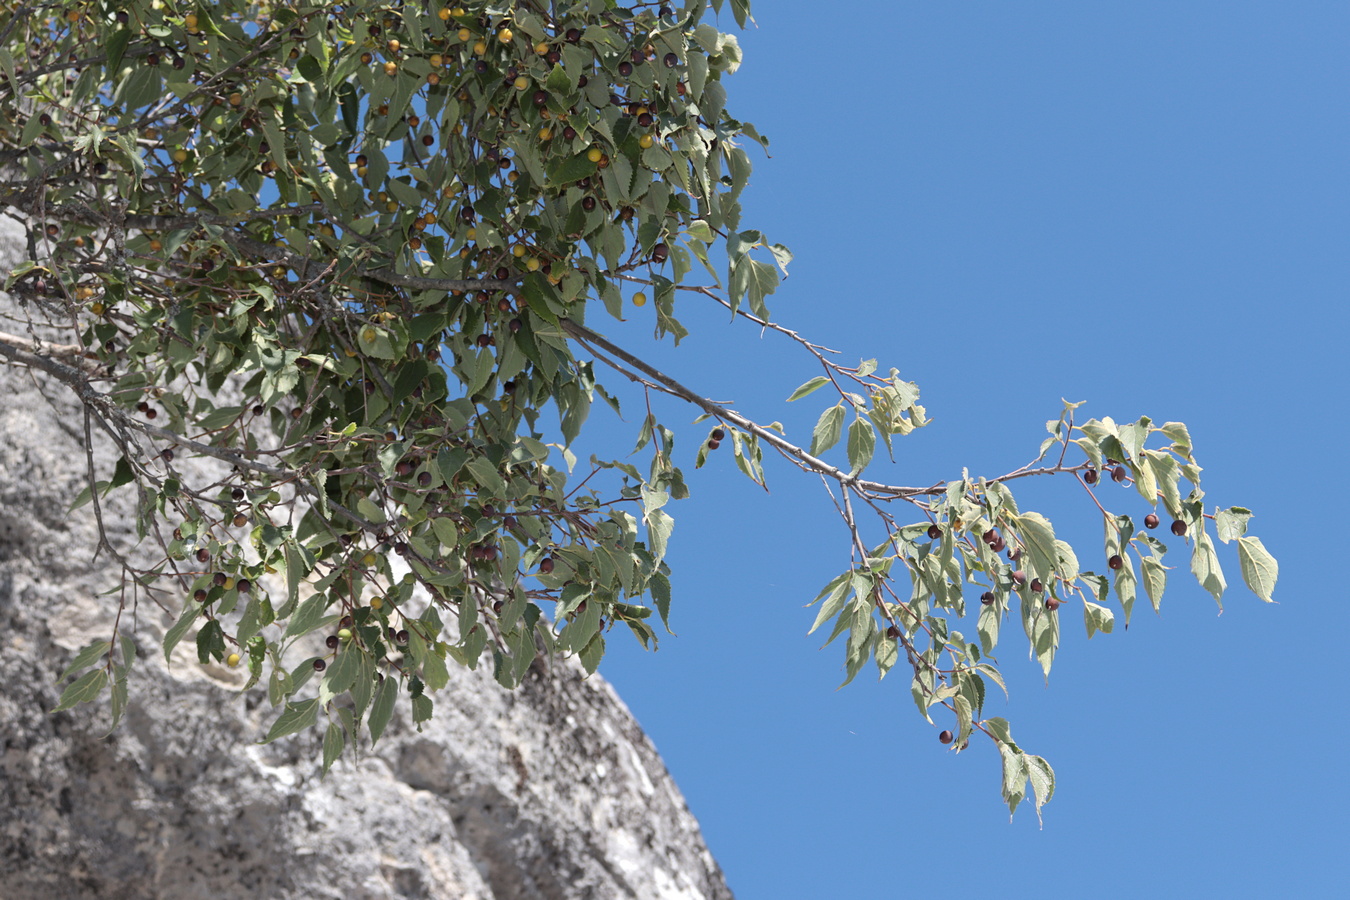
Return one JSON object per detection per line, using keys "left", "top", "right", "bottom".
{"left": 0, "top": 281, "right": 732, "bottom": 899}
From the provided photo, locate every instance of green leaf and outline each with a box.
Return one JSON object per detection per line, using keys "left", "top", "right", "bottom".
{"left": 321, "top": 721, "right": 345, "bottom": 775}
{"left": 1237, "top": 536, "right": 1277, "bottom": 602}
{"left": 368, "top": 675, "right": 398, "bottom": 746}
{"left": 52, "top": 669, "right": 107, "bottom": 712}
{"left": 1215, "top": 506, "right": 1253, "bottom": 543}
{"left": 262, "top": 698, "right": 320, "bottom": 744}
{"left": 59, "top": 640, "right": 111, "bottom": 682}
{"left": 787, "top": 375, "right": 829, "bottom": 402}
{"left": 285, "top": 591, "right": 330, "bottom": 639}
{"left": 809, "top": 403, "right": 845, "bottom": 456}
{"left": 846, "top": 417, "right": 875, "bottom": 475}
{"left": 1013, "top": 513, "right": 1057, "bottom": 584}
{"left": 1141, "top": 555, "right": 1167, "bottom": 613}
{"left": 1191, "top": 527, "right": 1227, "bottom": 607}
{"left": 808, "top": 577, "right": 851, "bottom": 635}
{"left": 162, "top": 600, "right": 203, "bottom": 663}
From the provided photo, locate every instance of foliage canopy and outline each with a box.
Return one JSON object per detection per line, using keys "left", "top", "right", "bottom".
{"left": 0, "top": 0, "right": 1277, "bottom": 818}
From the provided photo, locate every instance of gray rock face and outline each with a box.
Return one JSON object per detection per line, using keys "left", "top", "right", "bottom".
{"left": 0, "top": 282, "right": 732, "bottom": 898}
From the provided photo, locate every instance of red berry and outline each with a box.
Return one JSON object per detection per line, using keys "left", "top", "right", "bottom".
{"left": 1045, "top": 597, "right": 1061, "bottom": 611}
{"left": 707, "top": 439, "right": 720, "bottom": 450}
{"left": 1030, "top": 578, "right": 1043, "bottom": 593}
{"left": 539, "top": 557, "right": 555, "bottom": 574}
{"left": 1011, "top": 570, "right": 1026, "bottom": 586}
{"left": 1144, "top": 513, "right": 1160, "bottom": 529}
{"left": 1108, "top": 554, "right": 1124, "bottom": 570}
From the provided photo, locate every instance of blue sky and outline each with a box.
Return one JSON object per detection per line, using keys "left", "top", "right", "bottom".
{"left": 577, "top": 2, "right": 1347, "bottom": 897}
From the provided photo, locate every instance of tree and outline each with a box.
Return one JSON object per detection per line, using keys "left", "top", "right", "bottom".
{"left": 0, "top": 0, "right": 1277, "bottom": 819}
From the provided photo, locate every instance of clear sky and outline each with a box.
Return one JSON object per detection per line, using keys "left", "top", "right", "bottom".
{"left": 576, "top": 2, "right": 1347, "bottom": 897}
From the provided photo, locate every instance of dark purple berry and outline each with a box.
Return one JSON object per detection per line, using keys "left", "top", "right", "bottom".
{"left": 1171, "top": 520, "right": 1187, "bottom": 537}
{"left": 927, "top": 524, "right": 943, "bottom": 540}
{"left": 1144, "top": 513, "right": 1160, "bottom": 529}
{"left": 1108, "top": 554, "right": 1124, "bottom": 570}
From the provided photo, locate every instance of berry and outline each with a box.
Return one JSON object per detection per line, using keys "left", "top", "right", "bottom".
{"left": 226, "top": 653, "right": 241, "bottom": 668}
{"left": 980, "top": 591, "right": 995, "bottom": 605}
{"left": 232, "top": 487, "right": 245, "bottom": 500}
{"left": 233, "top": 513, "right": 247, "bottom": 527}
{"left": 1171, "top": 520, "right": 1187, "bottom": 537}
{"left": 1029, "top": 578, "right": 1043, "bottom": 593}
{"left": 213, "top": 572, "right": 227, "bottom": 586}
{"left": 631, "top": 292, "right": 647, "bottom": 307}
{"left": 982, "top": 529, "right": 998, "bottom": 545}
{"left": 565, "top": 28, "right": 581, "bottom": 43}
{"left": 651, "top": 242, "right": 669, "bottom": 262}
{"left": 532, "top": 90, "right": 548, "bottom": 107}
{"left": 395, "top": 629, "right": 409, "bottom": 644}
{"left": 1045, "top": 597, "right": 1062, "bottom": 611}
{"left": 193, "top": 589, "right": 208, "bottom": 603}
{"left": 711, "top": 428, "right": 726, "bottom": 441}
{"left": 927, "top": 524, "right": 943, "bottom": 540}
{"left": 418, "top": 471, "right": 432, "bottom": 487}
{"left": 663, "top": 52, "right": 678, "bottom": 68}
{"left": 939, "top": 730, "right": 954, "bottom": 745}
{"left": 236, "top": 579, "right": 250, "bottom": 594}
{"left": 539, "top": 557, "right": 555, "bottom": 574}
{"left": 886, "top": 625, "right": 901, "bottom": 639}
{"left": 1083, "top": 467, "right": 1099, "bottom": 485}
{"left": 326, "top": 635, "right": 339, "bottom": 649}
{"left": 618, "top": 61, "right": 633, "bottom": 77}
{"left": 313, "top": 659, "right": 326, "bottom": 671}
{"left": 707, "top": 439, "right": 720, "bottom": 450}
{"left": 1108, "top": 554, "right": 1124, "bottom": 570}
{"left": 581, "top": 196, "right": 596, "bottom": 211}
{"left": 1144, "top": 513, "right": 1160, "bottom": 529}
{"left": 196, "top": 548, "right": 210, "bottom": 563}
{"left": 1011, "top": 569, "right": 1027, "bottom": 586}
{"left": 1112, "top": 466, "right": 1128, "bottom": 483}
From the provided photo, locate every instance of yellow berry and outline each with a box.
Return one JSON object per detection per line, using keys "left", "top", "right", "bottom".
{"left": 228, "top": 92, "right": 243, "bottom": 106}
{"left": 538, "top": 127, "right": 552, "bottom": 140}
{"left": 525, "top": 257, "right": 540, "bottom": 272}
{"left": 497, "top": 27, "right": 513, "bottom": 43}
{"left": 587, "top": 147, "right": 603, "bottom": 163}
{"left": 172, "top": 148, "right": 189, "bottom": 163}
{"left": 185, "top": 14, "right": 198, "bottom": 30}
{"left": 438, "top": 7, "right": 451, "bottom": 20}
{"left": 344, "top": 346, "right": 357, "bottom": 357}
{"left": 89, "top": 301, "right": 106, "bottom": 315}
{"left": 362, "top": 552, "right": 377, "bottom": 566}
{"left": 458, "top": 27, "right": 471, "bottom": 41}
{"left": 632, "top": 291, "right": 648, "bottom": 307}
{"left": 638, "top": 134, "right": 653, "bottom": 149}
{"left": 148, "top": 238, "right": 163, "bottom": 251}
{"left": 371, "top": 596, "right": 384, "bottom": 609}
{"left": 513, "top": 75, "right": 529, "bottom": 90}
{"left": 451, "top": 5, "right": 466, "bottom": 14}
{"left": 512, "top": 244, "right": 527, "bottom": 258}
{"left": 356, "top": 165, "right": 368, "bottom": 176}
{"left": 383, "top": 61, "right": 398, "bottom": 76}
{"left": 361, "top": 326, "right": 377, "bottom": 342}
{"left": 472, "top": 40, "right": 486, "bottom": 55}
{"left": 65, "top": 9, "right": 80, "bottom": 23}
{"left": 385, "top": 200, "right": 398, "bottom": 213}
{"left": 338, "top": 628, "right": 353, "bottom": 640}
{"left": 466, "top": 227, "right": 476, "bottom": 240}
{"left": 222, "top": 576, "right": 236, "bottom": 590}
{"left": 387, "top": 39, "right": 401, "bottom": 54}
{"left": 534, "top": 41, "right": 549, "bottom": 55}
{"left": 430, "top": 53, "right": 443, "bottom": 67}
{"left": 226, "top": 652, "right": 241, "bottom": 667}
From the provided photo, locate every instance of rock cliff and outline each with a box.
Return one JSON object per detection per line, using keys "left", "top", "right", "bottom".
{"left": 0, "top": 257, "right": 732, "bottom": 899}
